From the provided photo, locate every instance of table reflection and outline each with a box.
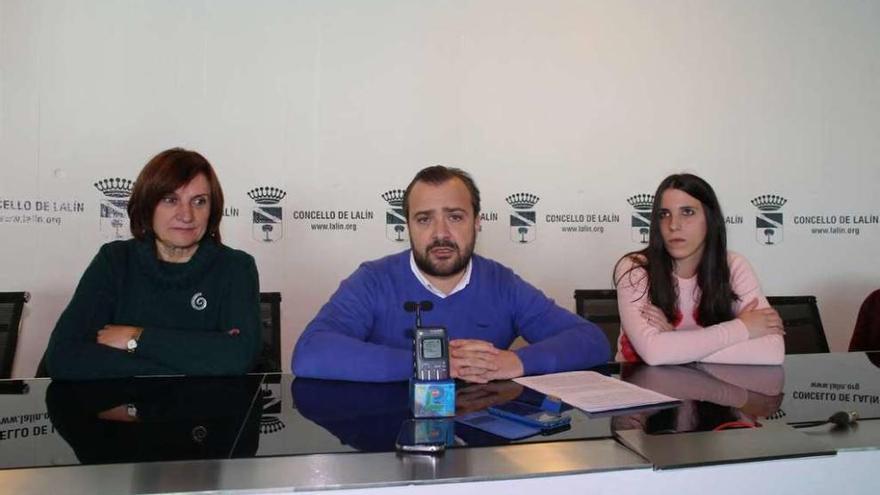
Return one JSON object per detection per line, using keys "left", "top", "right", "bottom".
{"left": 613, "top": 363, "right": 785, "bottom": 434}
{"left": 46, "top": 375, "right": 263, "bottom": 464}
{"left": 292, "top": 378, "right": 561, "bottom": 451}
{"left": 292, "top": 378, "right": 410, "bottom": 452}
{"left": 0, "top": 352, "right": 870, "bottom": 472}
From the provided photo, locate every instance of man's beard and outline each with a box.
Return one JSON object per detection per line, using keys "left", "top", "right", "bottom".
{"left": 412, "top": 238, "right": 474, "bottom": 277}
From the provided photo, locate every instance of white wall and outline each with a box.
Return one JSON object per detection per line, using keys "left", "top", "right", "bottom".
{"left": 2, "top": 0, "right": 878, "bottom": 377}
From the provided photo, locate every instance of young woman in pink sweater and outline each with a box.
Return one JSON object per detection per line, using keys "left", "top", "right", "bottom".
{"left": 614, "top": 174, "right": 785, "bottom": 365}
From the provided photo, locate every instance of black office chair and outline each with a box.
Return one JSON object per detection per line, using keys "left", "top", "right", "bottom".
{"left": 255, "top": 292, "right": 282, "bottom": 373}
{"left": 0, "top": 292, "right": 30, "bottom": 379}
{"left": 849, "top": 289, "right": 880, "bottom": 352}
{"left": 574, "top": 289, "right": 620, "bottom": 355}
{"left": 766, "top": 296, "right": 829, "bottom": 354}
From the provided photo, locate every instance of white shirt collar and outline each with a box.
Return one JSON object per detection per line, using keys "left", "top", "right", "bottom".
{"left": 409, "top": 251, "right": 473, "bottom": 299}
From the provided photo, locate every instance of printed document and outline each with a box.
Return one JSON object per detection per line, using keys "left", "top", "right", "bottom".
{"left": 515, "top": 371, "right": 679, "bottom": 413}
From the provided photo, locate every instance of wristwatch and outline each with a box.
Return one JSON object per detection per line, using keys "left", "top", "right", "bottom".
{"left": 126, "top": 328, "right": 144, "bottom": 354}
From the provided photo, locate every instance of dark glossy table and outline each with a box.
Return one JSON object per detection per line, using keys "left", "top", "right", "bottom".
{"left": 0, "top": 352, "right": 879, "bottom": 494}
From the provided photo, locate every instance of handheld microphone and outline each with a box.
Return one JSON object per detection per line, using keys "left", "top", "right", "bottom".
{"left": 404, "top": 299, "right": 454, "bottom": 418}
{"left": 404, "top": 300, "right": 447, "bottom": 380}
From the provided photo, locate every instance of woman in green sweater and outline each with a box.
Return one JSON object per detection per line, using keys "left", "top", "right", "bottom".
{"left": 46, "top": 148, "right": 261, "bottom": 380}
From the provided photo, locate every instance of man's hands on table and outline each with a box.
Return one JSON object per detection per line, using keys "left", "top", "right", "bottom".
{"left": 449, "top": 339, "right": 524, "bottom": 384}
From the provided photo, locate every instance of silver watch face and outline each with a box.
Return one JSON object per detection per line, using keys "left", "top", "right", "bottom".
{"left": 127, "top": 339, "right": 138, "bottom": 350}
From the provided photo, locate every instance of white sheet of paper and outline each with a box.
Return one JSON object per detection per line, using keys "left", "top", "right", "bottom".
{"left": 515, "top": 371, "right": 678, "bottom": 413}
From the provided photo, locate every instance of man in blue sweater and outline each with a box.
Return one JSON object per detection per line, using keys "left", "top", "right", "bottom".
{"left": 292, "top": 166, "right": 610, "bottom": 383}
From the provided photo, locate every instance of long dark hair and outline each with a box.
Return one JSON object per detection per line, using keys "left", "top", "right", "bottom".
{"left": 614, "top": 173, "right": 737, "bottom": 326}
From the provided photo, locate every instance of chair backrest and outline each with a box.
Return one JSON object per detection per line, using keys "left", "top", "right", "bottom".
{"left": 849, "top": 289, "right": 880, "bottom": 352}
{"left": 255, "top": 292, "right": 282, "bottom": 373}
{"left": 766, "top": 296, "right": 829, "bottom": 354}
{"left": 0, "top": 292, "right": 30, "bottom": 379}
{"left": 574, "top": 289, "right": 620, "bottom": 354}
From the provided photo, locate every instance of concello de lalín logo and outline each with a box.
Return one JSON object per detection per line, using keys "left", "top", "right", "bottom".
{"left": 506, "top": 193, "right": 539, "bottom": 244}
{"left": 0, "top": 193, "right": 84, "bottom": 227}
{"left": 382, "top": 189, "right": 408, "bottom": 242}
{"left": 754, "top": 193, "right": 878, "bottom": 239}
{"left": 95, "top": 177, "right": 134, "bottom": 240}
{"left": 248, "top": 186, "right": 287, "bottom": 243}
{"left": 751, "top": 194, "right": 786, "bottom": 245}
{"left": 259, "top": 379, "right": 286, "bottom": 435}
{"left": 627, "top": 194, "right": 654, "bottom": 244}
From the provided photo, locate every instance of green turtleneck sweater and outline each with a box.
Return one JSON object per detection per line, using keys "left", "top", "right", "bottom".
{"left": 46, "top": 237, "right": 261, "bottom": 380}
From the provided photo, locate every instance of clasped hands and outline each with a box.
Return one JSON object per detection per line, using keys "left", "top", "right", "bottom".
{"left": 641, "top": 299, "right": 784, "bottom": 340}
{"left": 449, "top": 339, "right": 524, "bottom": 384}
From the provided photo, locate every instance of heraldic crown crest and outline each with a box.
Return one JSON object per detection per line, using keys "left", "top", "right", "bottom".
{"left": 505, "top": 193, "right": 540, "bottom": 210}
{"left": 627, "top": 194, "right": 654, "bottom": 211}
{"left": 260, "top": 416, "right": 286, "bottom": 435}
{"left": 381, "top": 189, "right": 405, "bottom": 207}
{"left": 248, "top": 187, "right": 287, "bottom": 205}
{"left": 751, "top": 195, "right": 787, "bottom": 211}
{"left": 94, "top": 178, "right": 134, "bottom": 198}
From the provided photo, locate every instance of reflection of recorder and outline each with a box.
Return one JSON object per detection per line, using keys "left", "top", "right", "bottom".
{"left": 414, "top": 327, "right": 450, "bottom": 381}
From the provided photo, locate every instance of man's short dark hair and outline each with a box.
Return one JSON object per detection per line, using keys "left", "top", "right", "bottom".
{"left": 402, "top": 165, "right": 481, "bottom": 220}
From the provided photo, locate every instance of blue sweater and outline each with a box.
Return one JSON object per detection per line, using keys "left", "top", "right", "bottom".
{"left": 292, "top": 250, "right": 610, "bottom": 382}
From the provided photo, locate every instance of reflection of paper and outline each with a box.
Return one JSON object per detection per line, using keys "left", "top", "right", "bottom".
{"left": 515, "top": 371, "right": 678, "bottom": 413}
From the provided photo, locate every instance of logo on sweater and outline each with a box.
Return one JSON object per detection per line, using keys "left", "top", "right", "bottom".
{"left": 94, "top": 178, "right": 133, "bottom": 240}
{"left": 752, "top": 194, "right": 787, "bottom": 245}
{"left": 191, "top": 292, "right": 207, "bottom": 311}
{"left": 506, "top": 193, "right": 539, "bottom": 243}
{"left": 189, "top": 292, "right": 208, "bottom": 311}
{"left": 248, "top": 187, "right": 286, "bottom": 242}
{"left": 381, "top": 189, "right": 408, "bottom": 242}
{"left": 627, "top": 194, "right": 654, "bottom": 244}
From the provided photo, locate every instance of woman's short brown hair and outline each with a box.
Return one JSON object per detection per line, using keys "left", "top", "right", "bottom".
{"left": 128, "top": 148, "right": 225, "bottom": 243}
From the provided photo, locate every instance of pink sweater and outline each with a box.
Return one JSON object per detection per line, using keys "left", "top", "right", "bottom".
{"left": 615, "top": 252, "right": 784, "bottom": 365}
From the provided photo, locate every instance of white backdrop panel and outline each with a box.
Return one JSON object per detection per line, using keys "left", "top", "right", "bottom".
{"left": 1, "top": 0, "right": 879, "bottom": 376}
